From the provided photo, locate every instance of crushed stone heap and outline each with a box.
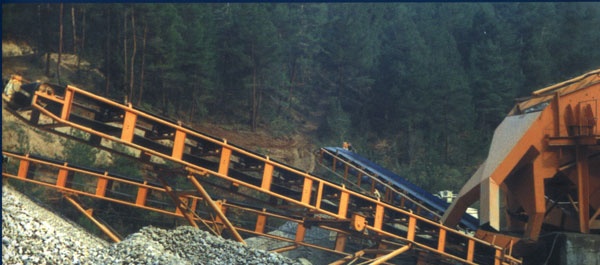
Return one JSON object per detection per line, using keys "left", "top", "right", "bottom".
{"left": 2, "top": 185, "right": 303, "bottom": 265}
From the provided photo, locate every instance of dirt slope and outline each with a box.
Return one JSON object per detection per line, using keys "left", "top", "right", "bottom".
{"left": 2, "top": 41, "right": 319, "bottom": 172}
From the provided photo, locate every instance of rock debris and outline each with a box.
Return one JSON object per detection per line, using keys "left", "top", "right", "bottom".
{"left": 2, "top": 185, "right": 304, "bottom": 265}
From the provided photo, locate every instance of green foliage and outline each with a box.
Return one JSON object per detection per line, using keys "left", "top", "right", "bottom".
{"left": 109, "top": 143, "right": 142, "bottom": 179}
{"left": 61, "top": 130, "right": 99, "bottom": 167}
{"left": 5, "top": 3, "right": 600, "bottom": 194}
{"left": 2, "top": 120, "right": 31, "bottom": 153}
{"left": 318, "top": 97, "right": 351, "bottom": 144}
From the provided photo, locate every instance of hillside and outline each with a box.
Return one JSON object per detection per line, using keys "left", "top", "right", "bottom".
{"left": 2, "top": 41, "right": 319, "bottom": 170}
{"left": 2, "top": 41, "right": 323, "bottom": 264}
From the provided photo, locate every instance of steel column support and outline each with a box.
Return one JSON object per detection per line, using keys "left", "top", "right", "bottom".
{"left": 437, "top": 228, "right": 446, "bottom": 252}
{"left": 368, "top": 244, "right": 411, "bottom": 265}
{"left": 407, "top": 216, "right": 416, "bottom": 241}
{"left": 17, "top": 155, "right": 30, "bottom": 179}
{"left": 261, "top": 163, "right": 274, "bottom": 190}
{"left": 156, "top": 175, "right": 199, "bottom": 228}
{"left": 301, "top": 177, "right": 312, "bottom": 204}
{"left": 576, "top": 144, "right": 590, "bottom": 233}
{"left": 64, "top": 195, "right": 121, "bottom": 242}
{"left": 374, "top": 203, "right": 384, "bottom": 230}
{"left": 527, "top": 158, "right": 548, "bottom": 240}
{"left": 95, "top": 174, "right": 108, "bottom": 196}
{"left": 135, "top": 186, "right": 148, "bottom": 206}
{"left": 60, "top": 87, "right": 74, "bottom": 120}
{"left": 255, "top": 213, "right": 267, "bottom": 233}
{"left": 338, "top": 189, "right": 349, "bottom": 218}
{"left": 218, "top": 146, "right": 231, "bottom": 175}
{"left": 172, "top": 129, "right": 186, "bottom": 160}
{"left": 187, "top": 174, "right": 246, "bottom": 244}
{"left": 121, "top": 109, "right": 137, "bottom": 142}
{"left": 56, "top": 165, "right": 69, "bottom": 187}
{"left": 295, "top": 223, "right": 306, "bottom": 243}
{"left": 467, "top": 239, "right": 475, "bottom": 262}
{"left": 334, "top": 233, "right": 347, "bottom": 252}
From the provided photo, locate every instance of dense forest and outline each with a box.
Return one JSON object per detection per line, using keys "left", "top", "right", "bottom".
{"left": 3, "top": 3, "right": 600, "bottom": 193}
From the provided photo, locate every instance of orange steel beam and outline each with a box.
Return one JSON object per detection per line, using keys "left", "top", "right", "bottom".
{"left": 2, "top": 150, "right": 519, "bottom": 265}
{"left": 318, "top": 148, "right": 443, "bottom": 221}
{"left": 64, "top": 195, "right": 121, "bottom": 242}
{"left": 154, "top": 175, "right": 199, "bottom": 228}
{"left": 3, "top": 152, "right": 197, "bottom": 218}
{"left": 445, "top": 69, "right": 599, "bottom": 243}
{"left": 368, "top": 244, "right": 411, "bottom": 265}
{"left": 576, "top": 145, "right": 590, "bottom": 233}
{"left": 329, "top": 250, "right": 365, "bottom": 265}
{"left": 3, "top": 78, "right": 521, "bottom": 264}
{"left": 121, "top": 108, "right": 137, "bottom": 142}
{"left": 3, "top": 152, "right": 376, "bottom": 258}
{"left": 187, "top": 174, "right": 246, "bottom": 244}
{"left": 172, "top": 129, "right": 186, "bottom": 160}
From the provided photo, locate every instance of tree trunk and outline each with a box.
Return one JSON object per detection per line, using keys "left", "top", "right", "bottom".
{"left": 45, "top": 51, "right": 51, "bottom": 76}
{"left": 71, "top": 6, "right": 77, "bottom": 54}
{"left": 123, "top": 10, "right": 128, "bottom": 103}
{"left": 251, "top": 44, "right": 258, "bottom": 131}
{"left": 105, "top": 9, "right": 111, "bottom": 96}
{"left": 137, "top": 23, "right": 147, "bottom": 106}
{"left": 77, "top": 8, "right": 85, "bottom": 72}
{"left": 287, "top": 59, "right": 297, "bottom": 111}
{"left": 44, "top": 4, "right": 51, "bottom": 76}
{"left": 57, "top": 3, "right": 64, "bottom": 84}
{"left": 129, "top": 8, "right": 136, "bottom": 104}
{"left": 161, "top": 70, "right": 168, "bottom": 115}
{"left": 189, "top": 84, "right": 196, "bottom": 123}
{"left": 252, "top": 67, "right": 257, "bottom": 131}
{"left": 137, "top": 23, "right": 147, "bottom": 105}
{"left": 36, "top": 4, "right": 41, "bottom": 57}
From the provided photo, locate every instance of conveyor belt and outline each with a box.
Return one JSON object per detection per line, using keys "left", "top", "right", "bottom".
{"left": 319, "top": 147, "right": 479, "bottom": 231}
{"left": 2, "top": 76, "right": 521, "bottom": 264}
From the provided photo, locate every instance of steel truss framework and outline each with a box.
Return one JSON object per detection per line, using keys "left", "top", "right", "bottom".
{"left": 2, "top": 76, "right": 521, "bottom": 265}
{"left": 444, "top": 69, "right": 600, "bottom": 241}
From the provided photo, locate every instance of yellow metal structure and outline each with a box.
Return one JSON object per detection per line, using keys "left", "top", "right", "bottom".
{"left": 2, "top": 75, "right": 524, "bottom": 264}
{"left": 443, "top": 69, "right": 600, "bottom": 241}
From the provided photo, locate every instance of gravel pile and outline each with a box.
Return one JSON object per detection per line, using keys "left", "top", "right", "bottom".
{"left": 2, "top": 184, "right": 303, "bottom": 265}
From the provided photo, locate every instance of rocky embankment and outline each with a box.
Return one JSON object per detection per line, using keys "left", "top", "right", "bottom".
{"left": 2, "top": 184, "right": 304, "bottom": 265}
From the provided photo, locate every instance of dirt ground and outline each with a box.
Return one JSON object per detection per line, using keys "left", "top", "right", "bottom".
{"left": 2, "top": 41, "right": 318, "bottom": 172}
